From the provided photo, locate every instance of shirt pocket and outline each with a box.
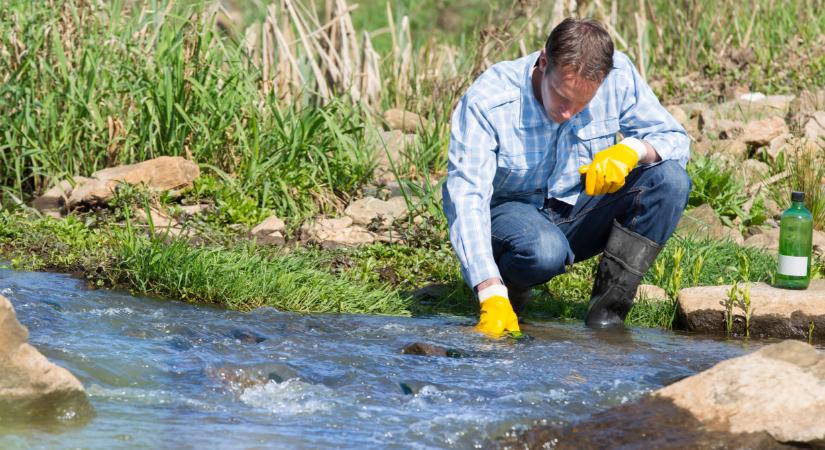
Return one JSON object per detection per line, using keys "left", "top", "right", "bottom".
{"left": 575, "top": 117, "right": 620, "bottom": 160}
{"left": 493, "top": 152, "right": 541, "bottom": 192}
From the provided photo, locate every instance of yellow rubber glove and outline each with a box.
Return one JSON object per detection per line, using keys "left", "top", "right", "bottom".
{"left": 578, "top": 138, "right": 646, "bottom": 196}
{"left": 475, "top": 291, "right": 521, "bottom": 339}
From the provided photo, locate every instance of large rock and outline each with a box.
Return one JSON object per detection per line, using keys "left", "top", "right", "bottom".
{"left": 742, "top": 116, "right": 788, "bottom": 147}
{"left": 383, "top": 109, "right": 426, "bottom": 134}
{"left": 31, "top": 177, "right": 93, "bottom": 215}
{"left": 744, "top": 227, "right": 825, "bottom": 255}
{"left": 675, "top": 204, "right": 743, "bottom": 243}
{"left": 677, "top": 281, "right": 825, "bottom": 339}
{"left": 635, "top": 284, "right": 668, "bottom": 301}
{"left": 656, "top": 340, "right": 825, "bottom": 444}
{"left": 344, "top": 196, "right": 408, "bottom": 227}
{"left": 799, "top": 88, "right": 825, "bottom": 115}
{"left": 93, "top": 156, "right": 200, "bottom": 192}
{"left": 251, "top": 215, "right": 286, "bottom": 245}
{"left": 66, "top": 178, "right": 119, "bottom": 209}
{"left": 716, "top": 139, "right": 748, "bottom": 159}
{"left": 804, "top": 111, "right": 825, "bottom": 147}
{"left": 498, "top": 341, "right": 824, "bottom": 449}
{"left": 0, "top": 295, "right": 90, "bottom": 420}
{"left": 737, "top": 158, "right": 770, "bottom": 183}
{"left": 300, "top": 217, "right": 375, "bottom": 249}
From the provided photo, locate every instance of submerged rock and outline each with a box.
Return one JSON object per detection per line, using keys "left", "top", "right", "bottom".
{"left": 495, "top": 341, "right": 824, "bottom": 449}
{"left": 677, "top": 280, "right": 825, "bottom": 339}
{"left": 229, "top": 328, "right": 267, "bottom": 344}
{"left": 0, "top": 294, "right": 91, "bottom": 422}
{"left": 401, "top": 342, "right": 463, "bottom": 358}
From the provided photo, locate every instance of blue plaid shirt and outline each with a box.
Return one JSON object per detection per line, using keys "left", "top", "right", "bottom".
{"left": 442, "top": 50, "right": 689, "bottom": 289}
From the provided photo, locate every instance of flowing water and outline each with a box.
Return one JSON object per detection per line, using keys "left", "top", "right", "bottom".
{"left": 0, "top": 268, "right": 761, "bottom": 449}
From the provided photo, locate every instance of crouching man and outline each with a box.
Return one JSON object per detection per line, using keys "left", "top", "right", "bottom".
{"left": 442, "top": 18, "right": 691, "bottom": 337}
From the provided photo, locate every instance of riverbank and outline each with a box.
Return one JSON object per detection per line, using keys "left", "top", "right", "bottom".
{"left": 0, "top": 209, "right": 783, "bottom": 329}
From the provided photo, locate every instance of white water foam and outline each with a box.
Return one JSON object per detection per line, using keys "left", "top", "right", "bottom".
{"left": 240, "top": 379, "right": 337, "bottom": 415}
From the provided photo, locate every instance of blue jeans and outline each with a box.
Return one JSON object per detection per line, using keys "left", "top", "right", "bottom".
{"left": 489, "top": 160, "right": 691, "bottom": 290}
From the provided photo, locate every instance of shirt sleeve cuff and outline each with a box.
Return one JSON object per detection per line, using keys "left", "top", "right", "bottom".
{"left": 466, "top": 259, "right": 502, "bottom": 291}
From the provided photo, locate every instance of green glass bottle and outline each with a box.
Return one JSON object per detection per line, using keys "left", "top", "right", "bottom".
{"left": 776, "top": 191, "right": 813, "bottom": 289}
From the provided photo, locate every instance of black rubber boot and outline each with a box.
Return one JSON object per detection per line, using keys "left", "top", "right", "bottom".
{"left": 584, "top": 221, "right": 662, "bottom": 328}
{"left": 508, "top": 287, "right": 532, "bottom": 315}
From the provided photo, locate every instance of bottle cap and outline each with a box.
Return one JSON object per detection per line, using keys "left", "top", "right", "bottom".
{"left": 792, "top": 191, "right": 805, "bottom": 202}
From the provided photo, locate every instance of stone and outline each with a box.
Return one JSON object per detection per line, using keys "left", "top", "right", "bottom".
{"left": 737, "top": 159, "right": 770, "bottom": 183}
{"left": 178, "top": 204, "right": 211, "bottom": 218}
{"left": 677, "top": 281, "right": 825, "bottom": 339}
{"left": 401, "top": 342, "right": 462, "bottom": 358}
{"left": 374, "top": 130, "right": 417, "bottom": 171}
{"left": 716, "top": 139, "right": 748, "bottom": 159}
{"left": 804, "top": 111, "right": 825, "bottom": 147}
{"left": 300, "top": 217, "right": 375, "bottom": 249}
{"left": 742, "top": 116, "right": 788, "bottom": 147}
{"left": 765, "top": 133, "right": 792, "bottom": 162}
{"left": 0, "top": 295, "right": 90, "bottom": 420}
{"left": 66, "top": 178, "right": 119, "bottom": 209}
{"left": 229, "top": 329, "right": 267, "bottom": 344}
{"left": 675, "top": 204, "right": 726, "bottom": 241}
{"left": 665, "top": 104, "right": 688, "bottom": 127}
{"left": 251, "top": 215, "right": 285, "bottom": 235}
{"left": 250, "top": 215, "right": 286, "bottom": 246}
{"left": 713, "top": 119, "right": 744, "bottom": 140}
{"left": 31, "top": 177, "right": 92, "bottom": 213}
{"left": 656, "top": 340, "right": 825, "bottom": 444}
{"left": 383, "top": 109, "right": 426, "bottom": 133}
{"left": 344, "top": 196, "right": 408, "bottom": 228}
{"left": 799, "top": 88, "right": 825, "bottom": 115}
{"left": 635, "top": 284, "right": 668, "bottom": 301}
{"left": 745, "top": 227, "right": 825, "bottom": 254}
{"left": 738, "top": 92, "right": 766, "bottom": 102}
{"left": 93, "top": 156, "right": 200, "bottom": 192}
{"left": 135, "top": 207, "right": 176, "bottom": 229}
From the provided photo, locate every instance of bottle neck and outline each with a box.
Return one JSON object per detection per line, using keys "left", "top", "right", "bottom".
{"left": 792, "top": 200, "right": 806, "bottom": 209}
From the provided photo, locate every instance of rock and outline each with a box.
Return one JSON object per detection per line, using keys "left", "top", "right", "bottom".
{"left": 635, "top": 284, "right": 668, "bottom": 301}
{"left": 135, "top": 207, "right": 177, "bottom": 229}
{"left": 737, "top": 159, "right": 770, "bottom": 183}
{"left": 665, "top": 105, "right": 688, "bottom": 127}
{"left": 799, "top": 88, "right": 825, "bottom": 115}
{"left": 31, "top": 177, "right": 92, "bottom": 214}
{"left": 178, "top": 204, "right": 211, "bottom": 218}
{"left": 300, "top": 217, "right": 375, "bottom": 249}
{"left": 804, "top": 111, "right": 825, "bottom": 147}
{"left": 374, "top": 130, "right": 417, "bottom": 173}
{"left": 66, "top": 178, "right": 119, "bottom": 209}
{"left": 738, "top": 92, "right": 766, "bottom": 102}
{"left": 0, "top": 295, "right": 90, "bottom": 420}
{"left": 206, "top": 363, "right": 299, "bottom": 391}
{"left": 251, "top": 215, "right": 286, "bottom": 245}
{"left": 713, "top": 119, "right": 744, "bottom": 140}
{"left": 676, "top": 204, "right": 743, "bottom": 243}
{"left": 745, "top": 227, "right": 825, "bottom": 254}
{"left": 344, "top": 196, "right": 409, "bottom": 227}
{"left": 383, "top": 109, "right": 426, "bottom": 133}
{"left": 765, "top": 133, "right": 791, "bottom": 162}
{"left": 716, "top": 139, "right": 748, "bottom": 159}
{"left": 677, "top": 281, "right": 825, "bottom": 339}
{"left": 93, "top": 156, "right": 199, "bottom": 192}
{"left": 411, "top": 283, "right": 452, "bottom": 302}
{"left": 742, "top": 116, "right": 788, "bottom": 147}
{"left": 229, "top": 329, "right": 267, "bottom": 344}
{"left": 656, "top": 340, "right": 825, "bottom": 444}
{"left": 401, "top": 342, "right": 462, "bottom": 358}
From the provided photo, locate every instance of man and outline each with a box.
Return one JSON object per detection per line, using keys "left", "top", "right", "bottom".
{"left": 442, "top": 18, "right": 691, "bottom": 338}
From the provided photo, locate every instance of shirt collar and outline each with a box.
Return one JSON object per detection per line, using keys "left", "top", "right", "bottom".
{"left": 520, "top": 51, "right": 555, "bottom": 129}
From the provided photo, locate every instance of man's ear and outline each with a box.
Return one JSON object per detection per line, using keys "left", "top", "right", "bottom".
{"left": 537, "top": 48, "right": 548, "bottom": 72}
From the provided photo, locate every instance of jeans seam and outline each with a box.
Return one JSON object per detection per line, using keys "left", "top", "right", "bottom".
{"left": 630, "top": 186, "right": 646, "bottom": 230}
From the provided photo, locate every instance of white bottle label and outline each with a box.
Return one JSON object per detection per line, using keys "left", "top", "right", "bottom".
{"left": 778, "top": 255, "right": 808, "bottom": 277}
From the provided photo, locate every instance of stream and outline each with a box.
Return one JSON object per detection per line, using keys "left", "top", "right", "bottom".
{"left": 0, "top": 268, "right": 760, "bottom": 449}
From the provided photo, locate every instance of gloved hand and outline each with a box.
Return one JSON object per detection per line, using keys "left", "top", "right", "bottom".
{"left": 474, "top": 285, "right": 521, "bottom": 338}
{"left": 578, "top": 138, "right": 647, "bottom": 196}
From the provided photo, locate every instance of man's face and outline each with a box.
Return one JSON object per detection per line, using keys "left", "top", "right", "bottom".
{"left": 538, "top": 52, "right": 601, "bottom": 124}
